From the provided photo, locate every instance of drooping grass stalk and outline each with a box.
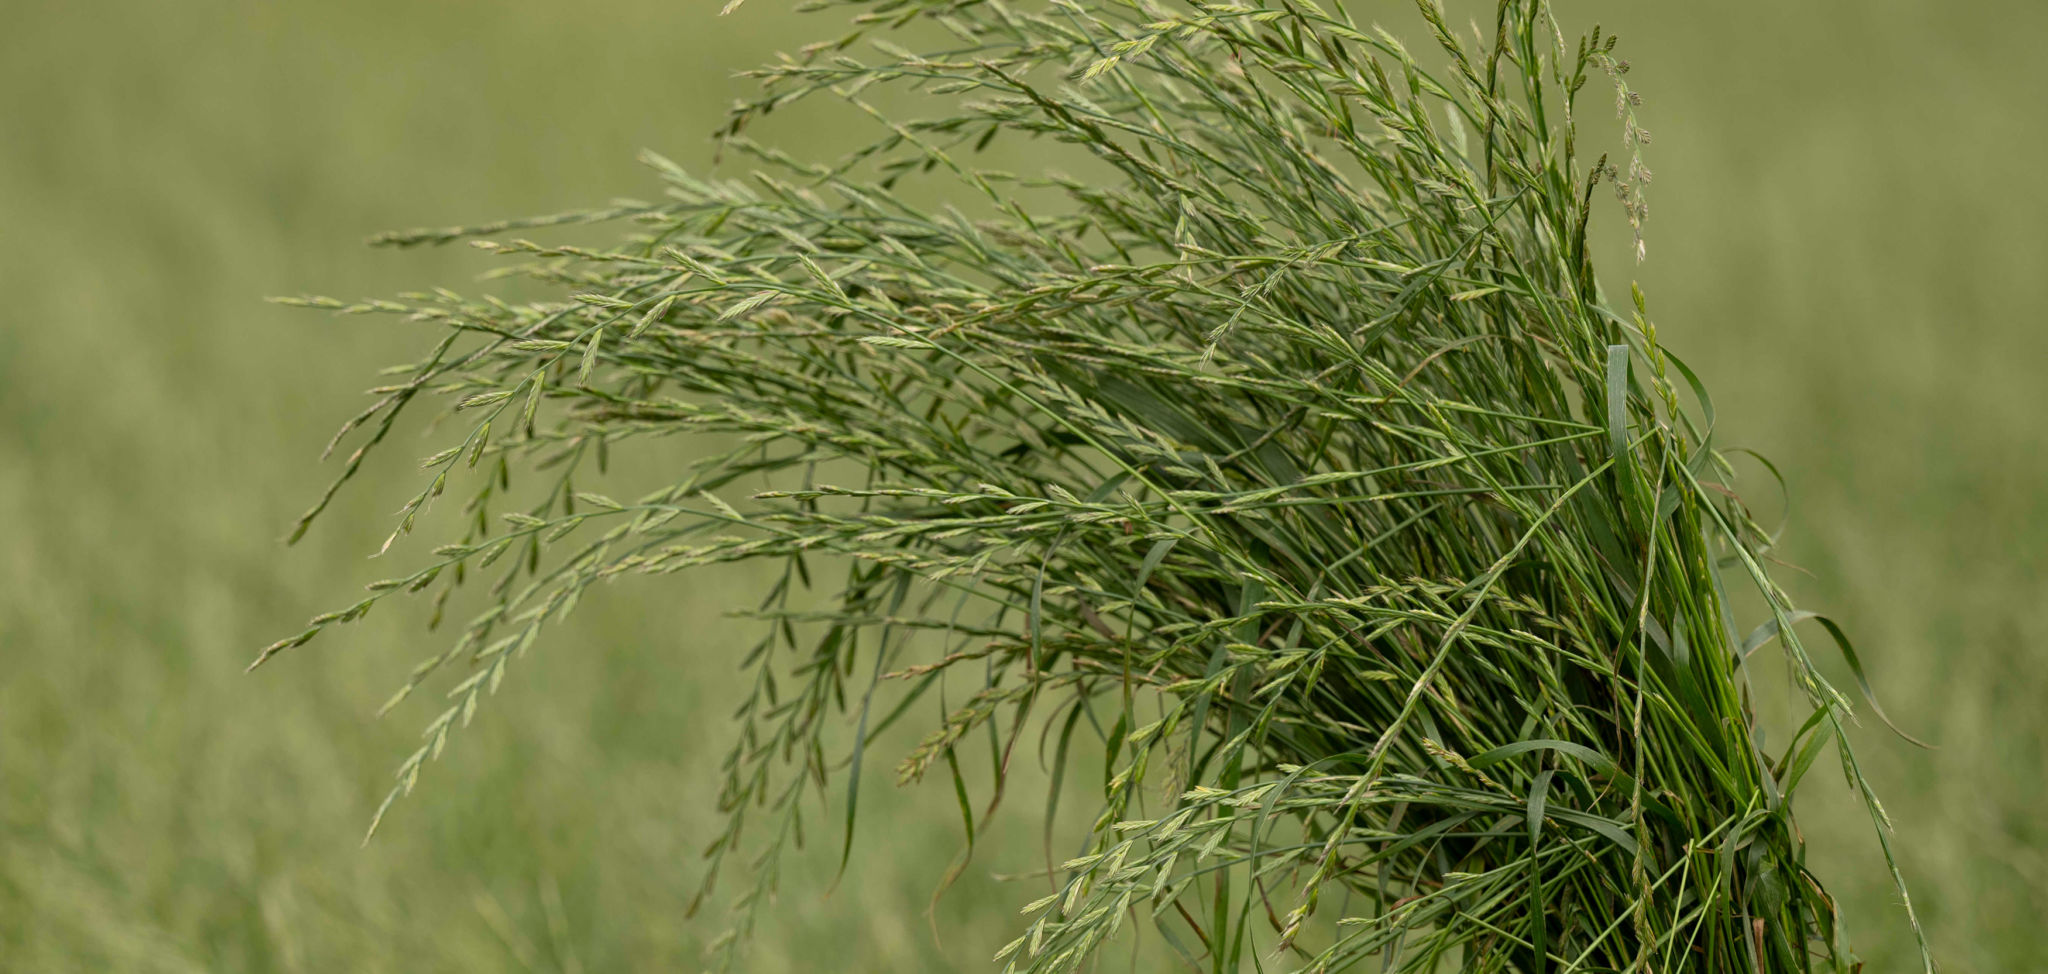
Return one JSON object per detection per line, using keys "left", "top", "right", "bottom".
{"left": 262, "top": 1, "right": 1931, "bottom": 970}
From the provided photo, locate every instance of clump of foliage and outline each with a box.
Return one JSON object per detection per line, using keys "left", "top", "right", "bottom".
{"left": 262, "top": 0, "right": 1932, "bottom": 970}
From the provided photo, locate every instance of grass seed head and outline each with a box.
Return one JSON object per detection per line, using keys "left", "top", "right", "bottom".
{"left": 271, "top": 1, "right": 1932, "bottom": 971}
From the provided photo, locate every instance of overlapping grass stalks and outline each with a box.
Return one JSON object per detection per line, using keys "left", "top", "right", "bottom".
{"left": 262, "top": 0, "right": 1930, "bottom": 969}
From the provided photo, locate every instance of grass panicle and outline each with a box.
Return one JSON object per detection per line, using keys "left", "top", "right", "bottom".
{"left": 267, "top": 1, "right": 1930, "bottom": 970}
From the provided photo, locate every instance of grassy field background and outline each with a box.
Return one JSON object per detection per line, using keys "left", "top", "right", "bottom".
{"left": 2, "top": 1, "right": 2042, "bottom": 970}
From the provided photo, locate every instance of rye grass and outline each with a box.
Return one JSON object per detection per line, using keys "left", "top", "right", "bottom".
{"left": 262, "top": 0, "right": 1931, "bottom": 969}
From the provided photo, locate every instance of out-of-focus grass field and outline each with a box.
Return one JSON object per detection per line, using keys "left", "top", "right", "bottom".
{"left": 1, "top": 1, "right": 2041, "bottom": 970}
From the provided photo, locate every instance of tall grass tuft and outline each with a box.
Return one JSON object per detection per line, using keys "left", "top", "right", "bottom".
{"left": 262, "top": 0, "right": 1932, "bottom": 969}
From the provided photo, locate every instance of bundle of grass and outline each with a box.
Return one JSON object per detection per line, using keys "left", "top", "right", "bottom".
{"left": 260, "top": 0, "right": 1932, "bottom": 970}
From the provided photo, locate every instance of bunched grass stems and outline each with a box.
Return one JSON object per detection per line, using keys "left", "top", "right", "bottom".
{"left": 261, "top": 0, "right": 1932, "bottom": 970}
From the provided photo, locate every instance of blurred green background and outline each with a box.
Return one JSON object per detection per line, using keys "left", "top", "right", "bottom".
{"left": 2, "top": 1, "right": 2041, "bottom": 970}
